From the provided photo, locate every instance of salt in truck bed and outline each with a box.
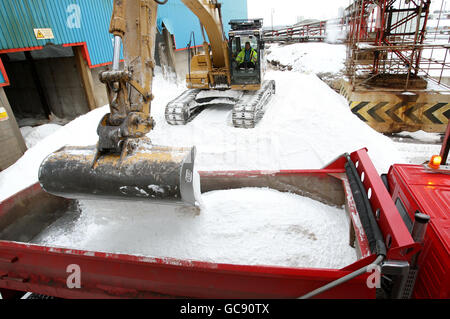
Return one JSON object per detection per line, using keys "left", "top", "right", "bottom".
{"left": 0, "top": 149, "right": 421, "bottom": 299}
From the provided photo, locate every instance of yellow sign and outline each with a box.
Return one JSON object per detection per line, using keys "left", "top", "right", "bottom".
{"left": 0, "top": 107, "right": 8, "bottom": 121}
{"left": 34, "top": 28, "right": 54, "bottom": 40}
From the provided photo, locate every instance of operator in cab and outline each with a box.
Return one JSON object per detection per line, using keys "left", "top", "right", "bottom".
{"left": 236, "top": 41, "right": 258, "bottom": 69}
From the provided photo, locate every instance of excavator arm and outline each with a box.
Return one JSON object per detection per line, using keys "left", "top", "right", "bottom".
{"left": 98, "top": 0, "right": 158, "bottom": 153}
{"left": 38, "top": 0, "right": 210, "bottom": 207}
{"left": 182, "top": 0, "right": 232, "bottom": 87}
{"left": 99, "top": 0, "right": 229, "bottom": 151}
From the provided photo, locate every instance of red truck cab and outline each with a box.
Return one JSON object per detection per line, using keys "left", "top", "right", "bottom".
{"left": 384, "top": 124, "right": 449, "bottom": 298}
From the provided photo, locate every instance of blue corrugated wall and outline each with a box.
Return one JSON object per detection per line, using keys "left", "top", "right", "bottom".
{"left": 158, "top": 0, "right": 248, "bottom": 49}
{"left": 0, "top": 0, "right": 248, "bottom": 86}
{"left": 0, "top": 0, "right": 113, "bottom": 64}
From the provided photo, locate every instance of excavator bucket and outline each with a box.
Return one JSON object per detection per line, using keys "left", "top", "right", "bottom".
{"left": 38, "top": 138, "right": 198, "bottom": 206}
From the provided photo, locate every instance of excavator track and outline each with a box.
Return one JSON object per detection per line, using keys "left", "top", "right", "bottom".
{"left": 232, "top": 80, "right": 276, "bottom": 129}
{"left": 165, "top": 81, "right": 276, "bottom": 128}
{"left": 165, "top": 89, "right": 202, "bottom": 125}
{"left": 165, "top": 89, "right": 243, "bottom": 125}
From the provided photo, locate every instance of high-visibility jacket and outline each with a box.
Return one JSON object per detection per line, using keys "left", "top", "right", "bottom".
{"left": 236, "top": 48, "right": 258, "bottom": 64}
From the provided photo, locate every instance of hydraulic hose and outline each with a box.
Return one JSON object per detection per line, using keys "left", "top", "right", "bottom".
{"left": 186, "top": 31, "right": 197, "bottom": 83}
{"left": 298, "top": 255, "right": 385, "bottom": 299}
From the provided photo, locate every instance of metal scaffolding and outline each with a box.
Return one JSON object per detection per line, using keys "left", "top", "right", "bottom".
{"left": 344, "top": 0, "right": 450, "bottom": 92}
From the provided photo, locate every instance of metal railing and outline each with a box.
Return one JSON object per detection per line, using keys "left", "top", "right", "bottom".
{"left": 263, "top": 20, "right": 328, "bottom": 43}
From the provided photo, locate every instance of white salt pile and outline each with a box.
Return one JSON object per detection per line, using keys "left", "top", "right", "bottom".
{"left": 0, "top": 60, "right": 405, "bottom": 203}
{"left": 34, "top": 187, "right": 357, "bottom": 269}
{"left": 396, "top": 130, "right": 442, "bottom": 144}
{"left": 266, "top": 43, "right": 346, "bottom": 74}
{"left": 20, "top": 124, "right": 62, "bottom": 148}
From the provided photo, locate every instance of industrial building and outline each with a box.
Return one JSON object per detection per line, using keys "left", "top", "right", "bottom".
{"left": 0, "top": 0, "right": 248, "bottom": 170}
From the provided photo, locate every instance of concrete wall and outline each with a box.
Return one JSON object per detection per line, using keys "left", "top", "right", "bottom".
{"left": 0, "top": 88, "right": 27, "bottom": 171}
{"left": 2, "top": 58, "right": 47, "bottom": 119}
{"left": 90, "top": 65, "right": 109, "bottom": 108}
{"left": 37, "top": 57, "right": 90, "bottom": 119}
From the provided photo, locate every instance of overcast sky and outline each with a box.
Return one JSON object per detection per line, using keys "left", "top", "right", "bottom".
{"left": 247, "top": 0, "right": 352, "bottom": 26}
{"left": 247, "top": 0, "right": 448, "bottom": 27}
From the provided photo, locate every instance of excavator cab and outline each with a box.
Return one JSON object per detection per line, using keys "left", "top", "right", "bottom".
{"left": 228, "top": 19, "right": 264, "bottom": 87}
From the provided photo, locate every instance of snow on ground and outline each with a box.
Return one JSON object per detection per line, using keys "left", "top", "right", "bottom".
{"left": 394, "top": 142, "right": 442, "bottom": 165}
{"left": 390, "top": 132, "right": 443, "bottom": 165}
{"left": 0, "top": 107, "right": 106, "bottom": 202}
{"left": 266, "top": 43, "right": 346, "bottom": 75}
{"left": 20, "top": 124, "right": 62, "bottom": 149}
{"left": 0, "top": 64, "right": 404, "bottom": 202}
{"left": 0, "top": 44, "right": 415, "bottom": 267}
{"left": 150, "top": 70, "right": 404, "bottom": 173}
{"left": 34, "top": 188, "right": 357, "bottom": 268}
{"left": 395, "top": 130, "right": 443, "bottom": 144}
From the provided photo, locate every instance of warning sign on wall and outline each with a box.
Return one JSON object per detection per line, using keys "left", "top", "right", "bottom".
{"left": 0, "top": 107, "right": 8, "bottom": 122}
{"left": 34, "top": 28, "right": 54, "bottom": 40}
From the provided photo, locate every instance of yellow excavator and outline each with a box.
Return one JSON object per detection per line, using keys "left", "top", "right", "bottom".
{"left": 38, "top": 0, "right": 274, "bottom": 206}
{"left": 165, "top": 1, "right": 276, "bottom": 128}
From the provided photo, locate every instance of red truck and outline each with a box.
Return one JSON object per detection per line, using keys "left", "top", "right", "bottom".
{"left": 381, "top": 123, "right": 449, "bottom": 298}
{"left": 0, "top": 125, "right": 448, "bottom": 299}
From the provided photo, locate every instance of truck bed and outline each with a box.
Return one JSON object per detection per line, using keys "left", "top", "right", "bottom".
{"left": 0, "top": 149, "right": 420, "bottom": 299}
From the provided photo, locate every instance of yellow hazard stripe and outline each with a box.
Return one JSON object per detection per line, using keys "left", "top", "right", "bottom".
{"left": 349, "top": 101, "right": 450, "bottom": 125}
